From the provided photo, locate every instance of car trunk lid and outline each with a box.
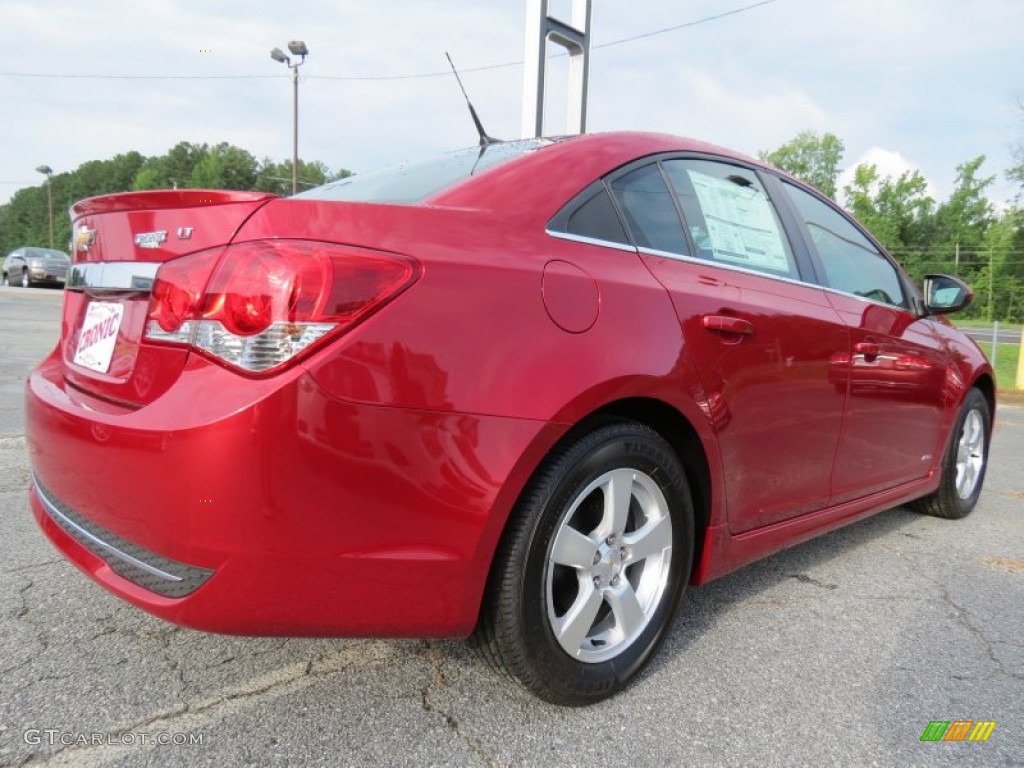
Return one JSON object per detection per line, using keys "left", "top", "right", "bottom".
{"left": 63, "top": 189, "right": 275, "bottom": 406}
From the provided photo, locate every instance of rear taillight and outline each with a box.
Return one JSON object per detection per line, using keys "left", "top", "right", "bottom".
{"left": 144, "top": 240, "right": 418, "bottom": 374}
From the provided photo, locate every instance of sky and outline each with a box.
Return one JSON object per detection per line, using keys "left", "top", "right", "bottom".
{"left": 1, "top": 0, "right": 1021, "bottom": 209}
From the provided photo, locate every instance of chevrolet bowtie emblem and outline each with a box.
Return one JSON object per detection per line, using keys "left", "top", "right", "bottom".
{"left": 75, "top": 226, "right": 95, "bottom": 252}
{"left": 134, "top": 230, "right": 168, "bottom": 249}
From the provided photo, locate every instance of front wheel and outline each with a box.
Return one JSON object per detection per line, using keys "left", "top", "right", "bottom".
{"left": 20, "top": 270, "right": 30, "bottom": 288}
{"left": 472, "top": 422, "right": 694, "bottom": 705}
{"left": 913, "top": 388, "right": 991, "bottom": 519}
{"left": 1, "top": 272, "right": 7, "bottom": 287}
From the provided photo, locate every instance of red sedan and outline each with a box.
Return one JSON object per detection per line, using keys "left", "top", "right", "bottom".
{"left": 25, "top": 132, "right": 994, "bottom": 704}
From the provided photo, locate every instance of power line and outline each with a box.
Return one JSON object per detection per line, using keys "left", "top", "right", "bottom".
{"left": 0, "top": 1, "right": 781, "bottom": 83}
{"left": 594, "top": 0, "right": 780, "bottom": 49}
{"left": 0, "top": 73, "right": 281, "bottom": 81}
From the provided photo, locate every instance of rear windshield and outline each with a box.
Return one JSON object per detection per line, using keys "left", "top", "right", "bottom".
{"left": 295, "top": 139, "right": 552, "bottom": 204}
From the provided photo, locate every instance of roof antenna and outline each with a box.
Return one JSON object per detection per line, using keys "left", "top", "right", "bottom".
{"left": 446, "top": 52, "right": 502, "bottom": 147}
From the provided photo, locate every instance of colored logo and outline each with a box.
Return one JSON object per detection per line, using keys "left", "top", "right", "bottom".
{"left": 75, "top": 226, "right": 95, "bottom": 252}
{"left": 920, "top": 721, "right": 996, "bottom": 742}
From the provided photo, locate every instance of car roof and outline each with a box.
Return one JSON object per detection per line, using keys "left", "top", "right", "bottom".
{"left": 429, "top": 131, "right": 765, "bottom": 217}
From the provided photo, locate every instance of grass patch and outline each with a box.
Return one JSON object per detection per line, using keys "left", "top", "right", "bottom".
{"left": 977, "top": 341, "right": 1020, "bottom": 392}
{"left": 955, "top": 319, "right": 1024, "bottom": 332}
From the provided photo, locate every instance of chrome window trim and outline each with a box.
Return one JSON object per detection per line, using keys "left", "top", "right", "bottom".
{"left": 636, "top": 246, "right": 812, "bottom": 288}
{"left": 67, "top": 262, "right": 160, "bottom": 292}
{"left": 547, "top": 229, "right": 914, "bottom": 312}
{"left": 545, "top": 229, "right": 638, "bottom": 253}
{"left": 817, "top": 283, "right": 912, "bottom": 312}
{"left": 33, "top": 475, "right": 183, "bottom": 585}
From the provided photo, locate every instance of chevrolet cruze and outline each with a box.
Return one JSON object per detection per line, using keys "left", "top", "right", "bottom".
{"left": 25, "top": 132, "right": 994, "bottom": 704}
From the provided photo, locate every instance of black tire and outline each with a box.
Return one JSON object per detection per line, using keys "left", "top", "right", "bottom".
{"left": 912, "top": 388, "right": 991, "bottom": 519}
{"left": 471, "top": 421, "right": 694, "bottom": 705}
{"left": 1, "top": 272, "right": 7, "bottom": 287}
{"left": 20, "top": 270, "right": 30, "bottom": 288}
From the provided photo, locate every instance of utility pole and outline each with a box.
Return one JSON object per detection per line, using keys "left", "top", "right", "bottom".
{"left": 35, "top": 165, "right": 54, "bottom": 249}
{"left": 987, "top": 245, "right": 994, "bottom": 322}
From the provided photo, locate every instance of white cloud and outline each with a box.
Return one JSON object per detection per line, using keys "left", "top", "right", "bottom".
{"left": 1, "top": 0, "right": 1021, "bottom": 208}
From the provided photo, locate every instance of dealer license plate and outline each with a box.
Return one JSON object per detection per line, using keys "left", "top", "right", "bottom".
{"left": 73, "top": 302, "right": 124, "bottom": 373}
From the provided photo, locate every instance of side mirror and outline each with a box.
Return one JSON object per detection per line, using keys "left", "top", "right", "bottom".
{"left": 923, "top": 274, "right": 973, "bottom": 315}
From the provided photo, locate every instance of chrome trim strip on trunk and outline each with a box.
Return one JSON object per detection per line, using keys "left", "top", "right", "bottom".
{"left": 32, "top": 474, "right": 214, "bottom": 597}
{"left": 67, "top": 262, "right": 161, "bottom": 293}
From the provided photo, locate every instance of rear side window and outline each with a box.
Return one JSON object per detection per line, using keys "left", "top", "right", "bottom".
{"left": 565, "top": 187, "right": 630, "bottom": 245}
{"left": 609, "top": 164, "right": 688, "bottom": 255}
{"left": 663, "top": 159, "right": 797, "bottom": 279}
{"left": 782, "top": 181, "right": 906, "bottom": 307}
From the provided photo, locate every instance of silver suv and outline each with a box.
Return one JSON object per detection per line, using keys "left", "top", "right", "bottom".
{"left": 1, "top": 247, "right": 70, "bottom": 288}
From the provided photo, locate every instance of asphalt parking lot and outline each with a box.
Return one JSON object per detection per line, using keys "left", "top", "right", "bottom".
{"left": 1, "top": 285, "right": 1022, "bottom": 767}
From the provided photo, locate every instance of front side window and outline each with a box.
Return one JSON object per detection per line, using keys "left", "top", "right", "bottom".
{"left": 663, "top": 159, "right": 798, "bottom": 279}
{"left": 782, "top": 181, "right": 905, "bottom": 307}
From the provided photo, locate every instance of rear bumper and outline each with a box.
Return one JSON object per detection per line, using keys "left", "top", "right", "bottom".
{"left": 26, "top": 351, "right": 555, "bottom": 636}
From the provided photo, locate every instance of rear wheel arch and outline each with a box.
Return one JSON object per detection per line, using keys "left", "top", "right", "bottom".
{"left": 470, "top": 416, "right": 698, "bottom": 702}
{"left": 473, "top": 396, "right": 713, "bottom": 627}
{"left": 970, "top": 374, "right": 995, "bottom": 425}
{"left": 573, "top": 398, "right": 712, "bottom": 577}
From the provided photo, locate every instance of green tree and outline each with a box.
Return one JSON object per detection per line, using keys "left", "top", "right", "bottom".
{"left": 976, "top": 209, "right": 1024, "bottom": 321}
{"left": 844, "top": 163, "right": 938, "bottom": 286}
{"left": 934, "top": 156, "right": 994, "bottom": 250}
{"left": 132, "top": 142, "right": 211, "bottom": 190}
{"left": 187, "top": 143, "right": 257, "bottom": 190}
{"left": 254, "top": 158, "right": 352, "bottom": 196}
{"left": 0, "top": 142, "right": 350, "bottom": 255}
{"left": 759, "top": 130, "right": 845, "bottom": 198}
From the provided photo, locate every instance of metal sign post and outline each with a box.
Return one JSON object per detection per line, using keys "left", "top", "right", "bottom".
{"left": 521, "top": 0, "right": 592, "bottom": 138}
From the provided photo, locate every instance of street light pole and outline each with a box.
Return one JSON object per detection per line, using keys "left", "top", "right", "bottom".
{"left": 292, "top": 62, "right": 299, "bottom": 195}
{"left": 35, "top": 165, "right": 54, "bottom": 249}
{"left": 270, "top": 41, "right": 309, "bottom": 195}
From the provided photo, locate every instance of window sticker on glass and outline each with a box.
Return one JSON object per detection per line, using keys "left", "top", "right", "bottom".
{"left": 73, "top": 301, "right": 124, "bottom": 373}
{"left": 688, "top": 171, "right": 790, "bottom": 273}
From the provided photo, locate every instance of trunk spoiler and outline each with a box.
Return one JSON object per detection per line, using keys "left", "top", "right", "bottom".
{"left": 71, "top": 189, "right": 277, "bottom": 217}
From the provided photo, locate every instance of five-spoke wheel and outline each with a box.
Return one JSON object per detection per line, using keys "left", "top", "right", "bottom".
{"left": 472, "top": 421, "right": 693, "bottom": 705}
{"left": 914, "top": 388, "right": 990, "bottom": 519}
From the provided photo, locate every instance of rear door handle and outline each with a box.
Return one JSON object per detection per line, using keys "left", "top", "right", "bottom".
{"left": 702, "top": 315, "right": 754, "bottom": 336}
{"left": 854, "top": 342, "right": 881, "bottom": 361}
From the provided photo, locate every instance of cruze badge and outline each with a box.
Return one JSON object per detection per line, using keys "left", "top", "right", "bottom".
{"left": 75, "top": 226, "right": 95, "bottom": 252}
{"left": 134, "top": 230, "right": 168, "bottom": 249}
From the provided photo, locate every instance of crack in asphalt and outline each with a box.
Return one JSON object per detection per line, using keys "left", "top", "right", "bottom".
{"left": 921, "top": 573, "right": 1024, "bottom": 682}
{"left": 787, "top": 573, "right": 839, "bottom": 590}
{"left": 12, "top": 578, "right": 33, "bottom": 619}
{"left": 418, "top": 640, "right": 504, "bottom": 768}
{"left": 19, "top": 643, "right": 391, "bottom": 767}
{"left": 1, "top": 559, "right": 64, "bottom": 575}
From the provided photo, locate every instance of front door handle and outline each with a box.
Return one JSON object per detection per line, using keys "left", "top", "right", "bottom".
{"left": 702, "top": 315, "right": 754, "bottom": 336}
{"left": 854, "top": 342, "right": 881, "bottom": 361}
